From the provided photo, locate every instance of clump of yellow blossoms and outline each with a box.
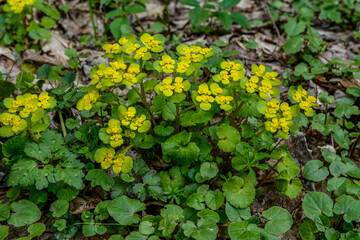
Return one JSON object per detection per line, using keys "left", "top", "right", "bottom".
{"left": 5, "top": 0, "right": 35, "bottom": 13}
{"left": 99, "top": 119, "right": 124, "bottom": 148}
{"left": 241, "top": 64, "right": 281, "bottom": 100}
{"left": 213, "top": 61, "right": 245, "bottom": 85}
{"left": 155, "top": 77, "right": 191, "bottom": 98}
{"left": 193, "top": 83, "right": 233, "bottom": 111}
{"left": 118, "top": 106, "right": 151, "bottom": 133}
{"left": 76, "top": 86, "right": 100, "bottom": 111}
{"left": 94, "top": 148, "right": 133, "bottom": 174}
{"left": 0, "top": 92, "right": 56, "bottom": 137}
{"left": 290, "top": 86, "right": 318, "bottom": 117}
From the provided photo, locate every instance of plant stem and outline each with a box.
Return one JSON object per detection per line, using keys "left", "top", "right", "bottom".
{"left": 98, "top": 99, "right": 119, "bottom": 106}
{"left": 193, "top": 69, "right": 199, "bottom": 90}
{"left": 179, "top": 105, "right": 196, "bottom": 114}
{"left": 230, "top": 101, "right": 245, "bottom": 126}
{"left": 324, "top": 104, "right": 328, "bottom": 125}
{"left": 121, "top": 144, "right": 135, "bottom": 154}
{"left": 58, "top": 110, "right": 67, "bottom": 139}
{"left": 175, "top": 103, "right": 180, "bottom": 133}
{"left": 132, "top": 86, "right": 156, "bottom": 126}
{"left": 88, "top": 0, "right": 98, "bottom": 41}
{"left": 27, "top": 125, "right": 39, "bottom": 143}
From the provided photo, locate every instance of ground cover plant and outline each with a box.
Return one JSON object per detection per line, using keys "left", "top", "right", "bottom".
{"left": 0, "top": 0, "right": 359, "bottom": 239}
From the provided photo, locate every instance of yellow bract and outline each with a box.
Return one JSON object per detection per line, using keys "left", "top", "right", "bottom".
{"left": 94, "top": 147, "right": 133, "bottom": 174}
{"left": 160, "top": 55, "right": 175, "bottom": 73}
{"left": 77, "top": 88, "right": 99, "bottom": 111}
{"left": 106, "top": 119, "right": 123, "bottom": 148}
{"left": 0, "top": 113, "right": 27, "bottom": 133}
{"left": 213, "top": 61, "right": 244, "bottom": 85}
{"left": 6, "top": 0, "right": 35, "bottom": 13}
{"left": 291, "top": 86, "right": 318, "bottom": 117}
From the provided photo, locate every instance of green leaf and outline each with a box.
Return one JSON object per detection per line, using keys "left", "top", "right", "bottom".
{"left": 34, "top": 1, "right": 61, "bottom": 20}
{"left": 182, "top": 218, "right": 218, "bottom": 240}
{"left": 346, "top": 87, "right": 360, "bottom": 97}
{"left": 0, "top": 80, "right": 16, "bottom": 98}
{"left": 298, "top": 221, "right": 317, "bottom": 240}
{"left": 154, "top": 125, "right": 174, "bottom": 136}
{"left": 162, "top": 102, "right": 176, "bottom": 121}
{"left": 333, "top": 195, "right": 360, "bottom": 222}
{"left": 228, "top": 221, "right": 260, "bottom": 240}
{"left": 37, "top": 64, "right": 52, "bottom": 79}
{"left": 62, "top": 71, "right": 76, "bottom": 84}
{"left": 302, "top": 192, "right": 333, "bottom": 220}
{"left": 0, "top": 225, "right": 9, "bottom": 240}
{"left": 107, "top": 196, "right": 146, "bottom": 225}
{"left": 24, "top": 142, "right": 51, "bottom": 162}
{"left": 225, "top": 202, "right": 251, "bottom": 222}
{"left": 0, "top": 204, "right": 10, "bottom": 221}
{"left": 304, "top": 160, "right": 329, "bottom": 182}
{"left": 8, "top": 200, "right": 41, "bottom": 227}
{"left": 29, "top": 28, "right": 52, "bottom": 40}
{"left": 50, "top": 200, "right": 69, "bottom": 218}
{"left": 150, "top": 22, "right": 164, "bottom": 33}
{"left": 180, "top": 0, "right": 200, "bottom": 6}
{"left": 2, "top": 135, "right": 31, "bottom": 158}
{"left": 200, "top": 162, "right": 218, "bottom": 180}
{"left": 159, "top": 205, "right": 184, "bottom": 236}
{"left": 187, "top": 193, "right": 205, "bottom": 210}
{"left": 65, "top": 118, "right": 80, "bottom": 130}
{"left": 218, "top": 12, "right": 232, "bottom": 30}
{"left": 318, "top": 92, "right": 335, "bottom": 105}
{"left": 124, "top": 4, "right": 146, "bottom": 14}
{"left": 139, "top": 221, "right": 155, "bottom": 235}
{"left": 40, "top": 16, "right": 56, "bottom": 29}
{"left": 220, "top": 0, "right": 241, "bottom": 9}
{"left": 222, "top": 176, "right": 255, "bottom": 208}
{"left": 162, "top": 131, "right": 200, "bottom": 165}
{"left": 217, "top": 123, "right": 241, "bottom": 152}
{"left": 86, "top": 169, "right": 115, "bottom": 191}
{"left": 189, "top": 7, "right": 209, "bottom": 25}
{"left": 231, "top": 12, "right": 251, "bottom": 30}
{"left": 205, "top": 190, "right": 224, "bottom": 210}
{"left": 314, "top": 215, "right": 330, "bottom": 232}
{"left": 110, "top": 18, "right": 130, "bottom": 40}
{"left": 28, "top": 223, "right": 46, "bottom": 238}
{"left": 16, "top": 71, "right": 35, "bottom": 93}
{"left": 263, "top": 206, "right": 293, "bottom": 235}
{"left": 54, "top": 219, "right": 66, "bottom": 231}
{"left": 283, "top": 36, "right": 303, "bottom": 54}
{"left": 284, "top": 18, "right": 306, "bottom": 36}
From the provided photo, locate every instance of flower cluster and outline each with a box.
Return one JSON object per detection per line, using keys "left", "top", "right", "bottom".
{"left": 104, "top": 119, "right": 123, "bottom": 148}
{"left": 0, "top": 92, "right": 56, "bottom": 137}
{"left": 213, "top": 61, "right": 245, "bottom": 85}
{"left": 76, "top": 87, "right": 100, "bottom": 111}
{"left": 94, "top": 148, "right": 133, "bottom": 174}
{"left": 177, "top": 45, "right": 214, "bottom": 63}
{"left": 194, "top": 83, "right": 233, "bottom": 111}
{"left": 118, "top": 106, "right": 151, "bottom": 134}
{"left": 6, "top": 0, "right": 35, "bottom": 13}
{"left": 241, "top": 64, "right": 280, "bottom": 100}
{"left": 155, "top": 77, "right": 191, "bottom": 97}
{"left": 290, "top": 86, "right": 317, "bottom": 117}
{"left": 262, "top": 99, "right": 295, "bottom": 134}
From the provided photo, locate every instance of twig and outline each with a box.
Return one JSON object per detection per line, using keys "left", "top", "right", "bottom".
{"left": 263, "top": 3, "right": 283, "bottom": 44}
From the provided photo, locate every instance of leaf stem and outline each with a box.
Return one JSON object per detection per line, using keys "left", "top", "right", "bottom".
{"left": 193, "top": 69, "right": 199, "bottom": 90}
{"left": 121, "top": 144, "right": 135, "bottom": 154}
{"left": 27, "top": 125, "right": 39, "bottom": 143}
{"left": 230, "top": 101, "right": 245, "bottom": 126}
{"left": 175, "top": 103, "right": 180, "bottom": 133}
{"left": 88, "top": 0, "right": 98, "bottom": 41}
{"left": 132, "top": 86, "right": 156, "bottom": 126}
{"left": 179, "top": 105, "right": 196, "bottom": 114}
{"left": 58, "top": 110, "right": 67, "bottom": 139}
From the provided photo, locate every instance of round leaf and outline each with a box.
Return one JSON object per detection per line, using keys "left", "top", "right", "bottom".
{"left": 263, "top": 206, "right": 293, "bottom": 235}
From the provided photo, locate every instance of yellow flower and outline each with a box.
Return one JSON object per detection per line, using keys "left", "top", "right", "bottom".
{"left": 94, "top": 148, "right": 133, "bottom": 174}
{"left": 106, "top": 119, "right": 123, "bottom": 148}
{"left": 215, "top": 95, "right": 233, "bottom": 111}
{"left": 176, "top": 59, "right": 190, "bottom": 73}
{"left": 160, "top": 55, "right": 175, "bottom": 73}
{"left": 19, "top": 98, "right": 38, "bottom": 118}
{"left": 109, "top": 61, "right": 127, "bottom": 70}
{"left": 130, "top": 115, "right": 146, "bottom": 131}
{"left": 245, "top": 76, "right": 259, "bottom": 93}
{"left": 264, "top": 98, "right": 280, "bottom": 118}
{"left": 210, "top": 83, "right": 223, "bottom": 96}
{"left": 123, "top": 43, "right": 140, "bottom": 55}
{"left": 213, "top": 71, "right": 231, "bottom": 85}
{"left": 177, "top": 45, "right": 205, "bottom": 62}
{"left": 263, "top": 71, "right": 278, "bottom": 82}
{"left": 76, "top": 88, "right": 99, "bottom": 111}
{"left": 121, "top": 107, "right": 136, "bottom": 126}
{"left": 173, "top": 77, "right": 190, "bottom": 94}
{"left": 252, "top": 64, "right": 265, "bottom": 77}
{"left": 37, "top": 92, "right": 56, "bottom": 109}
{"left": 280, "top": 102, "right": 292, "bottom": 120}
{"left": 4, "top": 96, "right": 24, "bottom": 113}
{"left": 140, "top": 33, "right": 163, "bottom": 52}
{"left": 0, "top": 113, "right": 15, "bottom": 126}
{"left": 159, "top": 77, "right": 175, "bottom": 97}
{"left": 122, "top": 63, "right": 141, "bottom": 86}
{"left": 118, "top": 37, "right": 129, "bottom": 45}
{"left": 266, "top": 118, "right": 279, "bottom": 133}
{"left": 10, "top": 115, "right": 27, "bottom": 133}
{"left": 258, "top": 80, "right": 274, "bottom": 99}
{"left": 196, "top": 83, "right": 214, "bottom": 111}
{"left": 134, "top": 47, "right": 151, "bottom": 60}
{"left": 279, "top": 118, "right": 291, "bottom": 132}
